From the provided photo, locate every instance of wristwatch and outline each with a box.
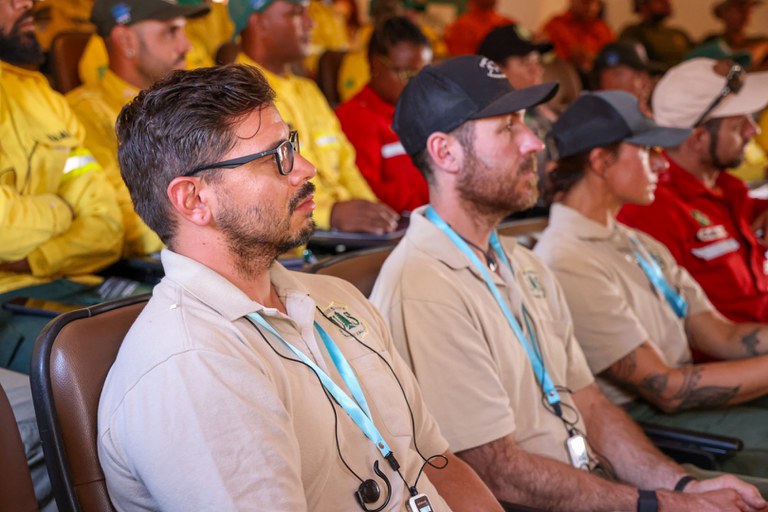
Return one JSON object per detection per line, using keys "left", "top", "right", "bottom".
{"left": 637, "top": 489, "right": 658, "bottom": 512}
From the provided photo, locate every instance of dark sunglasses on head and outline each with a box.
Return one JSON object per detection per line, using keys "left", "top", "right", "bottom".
{"left": 183, "top": 130, "right": 300, "bottom": 177}
{"left": 693, "top": 62, "right": 745, "bottom": 127}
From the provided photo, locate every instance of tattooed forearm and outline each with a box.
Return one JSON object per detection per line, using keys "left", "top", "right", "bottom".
{"left": 741, "top": 328, "right": 760, "bottom": 357}
{"left": 640, "top": 373, "right": 668, "bottom": 396}
{"left": 669, "top": 367, "right": 740, "bottom": 412}
{"left": 608, "top": 351, "right": 637, "bottom": 380}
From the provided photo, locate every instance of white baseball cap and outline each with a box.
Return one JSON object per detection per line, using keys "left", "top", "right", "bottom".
{"left": 652, "top": 58, "right": 768, "bottom": 128}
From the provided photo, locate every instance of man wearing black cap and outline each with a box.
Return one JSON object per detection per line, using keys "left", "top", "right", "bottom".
{"left": 591, "top": 40, "right": 663, "bottom": 116}
{"left": 371, "top": 55, "right": 765, "bottom": 511}
{"left": 66, "top": 0, "right": 210, "bottom": 258}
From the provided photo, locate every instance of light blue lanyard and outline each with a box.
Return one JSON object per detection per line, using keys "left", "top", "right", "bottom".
{"left": 425, "top": 207, "right": 562, "bottom": 409}
{"left": 246, "top": 312, "right": 393, "bottom": 458}
{"left": 627, "top": 236, "right": 688, "bottom": 319}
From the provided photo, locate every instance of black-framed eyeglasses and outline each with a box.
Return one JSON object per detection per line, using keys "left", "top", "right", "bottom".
{"left": 183, "top": 130, "right": 300, "bottom": 177}
{"left": 693, "top": 63, "right": 746, "bottom": 127}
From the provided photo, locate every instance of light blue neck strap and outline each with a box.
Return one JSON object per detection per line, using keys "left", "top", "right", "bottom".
{"left": 425, "top": 207, "right": 562, "bottom": 409}
{"left": 627, "top": 236, "right": 688, "bottom": 319}
{"left": 246, "top": 312, "right": 392, "bottom": 457}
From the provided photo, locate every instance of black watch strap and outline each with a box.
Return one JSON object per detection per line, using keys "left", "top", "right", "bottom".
{"left": 674, "top": 475, "right": 696, "bottom": 492}
{"left": 637, "top": 489, "right": 658, "bottom": 512}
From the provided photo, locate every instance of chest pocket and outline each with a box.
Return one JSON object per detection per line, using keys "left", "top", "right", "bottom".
{"left": 348, "top": 351, "right": 413, "bottom": 438}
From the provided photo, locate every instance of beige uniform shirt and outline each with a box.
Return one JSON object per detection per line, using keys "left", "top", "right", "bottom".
{"left": 535, "top": 204, "right": 714, "bottom": 405}
{"left": 99, "top": 250, "right": 450, "bottom": 512}
{"left": 371, "top": 207, "right": 594, "bottom": 463}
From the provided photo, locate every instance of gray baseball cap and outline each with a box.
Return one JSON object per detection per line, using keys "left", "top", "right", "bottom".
{"left": 550, "top": 90, "right": 691, "bottom": 158}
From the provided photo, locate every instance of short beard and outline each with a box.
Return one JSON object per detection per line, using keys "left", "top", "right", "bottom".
{"left": 217, "top": 182, "right": 316, "bottom": 276}
{"left": 705, "top": 119, "right": 744, "bottom": 170}
{"left": 0, "top": 11, "right": 44, "bottom": 68}
{"left": 457, "top": 146, "right": 539, "bottom": 219}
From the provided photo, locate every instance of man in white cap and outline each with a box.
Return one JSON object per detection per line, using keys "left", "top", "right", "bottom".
{"left": 619, "top": 58, "right": 768, "bottom": 325}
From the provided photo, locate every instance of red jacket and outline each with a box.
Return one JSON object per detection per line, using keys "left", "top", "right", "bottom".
{"left": 335, "top": 85, "right": 429, "bottom": 214}
{"left": 619, "top": 155, "right": 768, "bottom": 322}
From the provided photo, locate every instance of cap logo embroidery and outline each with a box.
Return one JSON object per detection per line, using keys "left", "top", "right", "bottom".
{"left": 605, "top": 51, "right": 620, "bottom": 67}
{"left": 479, "top": 57, "right": 506, "bottom": 79}
{"left": 111, "top": 2, "right": 132, "bottom": 25}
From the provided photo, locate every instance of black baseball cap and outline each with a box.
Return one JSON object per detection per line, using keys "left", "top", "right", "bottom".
{"left": 393, "top": 55, "right": 559, "bottom": 156}
{"left": 91, "top": 0, "right": 210, "bottom": 38}
{"left": 593, "top": 41, "right": 665, "bottom": 77}
{"left": 477, "top": 24, "right": 554, "bottom": 64}
{"left": 550, "top": 90, "right": 691, "bottom": 159}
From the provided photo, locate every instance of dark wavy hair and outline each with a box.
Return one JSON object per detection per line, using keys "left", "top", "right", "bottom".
{"left": 116, "top": 64, "right": 275, "bottom": 246}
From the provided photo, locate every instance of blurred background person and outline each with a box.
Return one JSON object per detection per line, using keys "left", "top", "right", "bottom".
{"left": 443, "top": 0, "right": 514, "bottom": 56}
{"left": 336, "top": 16, "right": 432, "bottom": 214}
{"left": 620, "top": 0, "right": 694, "bottom": 70}
{"left": 541, "top": 0, "right": 615, "bottom": 78}
{"left": 231, "top": 0, "right": 400, "bottom": 234}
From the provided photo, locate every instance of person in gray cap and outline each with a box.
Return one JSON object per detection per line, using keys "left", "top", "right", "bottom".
{"left": 536, "top": 89, "right": 768, "bottom": 483}
{"left": 65, "top": 0, "right": 210, "bottom": 258}
{"left": 370, "top": 55, "right": 765, "bottom": 512}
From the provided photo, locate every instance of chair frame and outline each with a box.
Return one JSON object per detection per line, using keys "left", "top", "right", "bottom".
{"left": 30, "top": 294, "right": 150, "bottom": 512}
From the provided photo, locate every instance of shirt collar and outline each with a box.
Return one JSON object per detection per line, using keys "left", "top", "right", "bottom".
{"left": 102, "top": 69, "right": 140, "bottom": 105}
{"left": 160, "top": 249, "right": 312, "bottom": 322}
{"left": 407, "top": 206, "right": 517, "bottom": 280}
{"left": 663, "top": 153, "right": 742, "bottom": 200}
{"left": 549, "top": 203, "right": 616, "bottom": 241}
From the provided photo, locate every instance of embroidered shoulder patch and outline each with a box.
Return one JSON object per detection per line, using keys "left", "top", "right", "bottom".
{"left": 323, "top": 303, "right": 368, "bottom": 339}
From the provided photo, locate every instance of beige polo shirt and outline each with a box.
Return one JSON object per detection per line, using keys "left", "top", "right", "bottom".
{"left": 98, "top": 250, "right": 449, "bottom": 512}
{"left": 535, "top": 204, "right": 714, "bottom": 405}
{"left": 370, "top": 207, "right": 594, "bottom": 464}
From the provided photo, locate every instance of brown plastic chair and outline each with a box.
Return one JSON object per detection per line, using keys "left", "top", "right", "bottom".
{"left": 49, "top": 32, "right": 92, "bottom": 94}
{"left": 0, "top": 383, "right": 38, "bottom": 512}
{"left": 30, "top": 295, "right": 150, "bottom": 512}
{"left": 307, "top": 245, "right": 395, "bottom": 297}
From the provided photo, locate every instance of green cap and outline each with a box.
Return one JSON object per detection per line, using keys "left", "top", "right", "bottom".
{"left": 91, "top": 0, "right": 210, "bottom": 38}
{"left": 686, "top": 39, "right": 752, "bottom": 69}
{"left": 228, "top": 0, "right": 305, "bottom": 35}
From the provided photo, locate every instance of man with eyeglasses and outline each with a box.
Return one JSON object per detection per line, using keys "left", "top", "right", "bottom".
{"left": 99, "top": 63, "right": 502, "bottom": 511}
{"left": 228, "top": 0, "right": 400, "bottom": 235}
{"left": 619, "top": 58, "right": 768, "bottom": 325}
{"left": 336, "top": 16, "right": 432, "bottom": 214}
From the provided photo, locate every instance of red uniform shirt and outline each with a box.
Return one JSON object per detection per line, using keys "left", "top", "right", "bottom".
{"left": 542, "top": 11, "right": 614, "bottom": 70}
{"left": 335, "top": 85, "right": 429, "bottom": 214}
{"left": 444, "top": 7, "right": 514, "bottom": 56}
{"left": 618, "top": 155, "right": 768, "bottom": 322}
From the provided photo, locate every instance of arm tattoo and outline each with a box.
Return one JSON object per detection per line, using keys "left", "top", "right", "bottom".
{"left": 640, "top": 373, "right": 668, "bottom": 396}
{"left": 608, "top": 351, "right": 637, "bottom": 380}
{"left": 741, "top": 328, "right": 760, "bottom": 357}
{"left": 669, "top": 366, "right": 740, "bottom": 411}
